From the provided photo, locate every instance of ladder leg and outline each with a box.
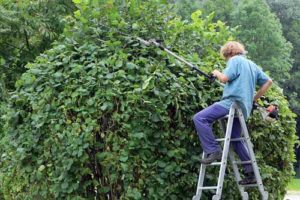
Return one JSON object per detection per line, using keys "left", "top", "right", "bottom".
{"left": 229, "top": 152, "right": 249, "bottom": 200}
{"left": 236, "top": 108, "right": 269, "bottom": 200}
{"left": 213, "top": 107, "right": 236, "bottom": 200}
{"left": 220, "top": 118, "right": 249, "bottom": 200}
{"left": 193, "top": 152, "right": 207, "bottom": 200}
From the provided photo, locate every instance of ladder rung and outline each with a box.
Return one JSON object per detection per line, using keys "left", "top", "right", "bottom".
{"left": 208, "top": 162, "right": 222, "bottom": 166}
{"left": 230, "top": 138, "right": 245, "bottom": 141}
{"left": 199, "top": 186, "right": 218, "bottom": 190}
{"left": 233, "top": 160, "right": 252, "bottom": 164}
{"left": 216, "top": 137, "right": 245, "bottom": 142}
{"left": 219, "top": 115, "right": 239, "bottom": 120}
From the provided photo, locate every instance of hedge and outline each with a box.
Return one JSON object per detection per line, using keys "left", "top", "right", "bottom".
{"left": 0, "top": 0, "right": 297, "bottom": 199}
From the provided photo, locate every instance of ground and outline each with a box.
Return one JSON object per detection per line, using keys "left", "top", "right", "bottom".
{"left": 284, "top": 179, "right": 300, "bottom": 200}
{"left": 284, "top": 191, "right": 300, "bottom": 200}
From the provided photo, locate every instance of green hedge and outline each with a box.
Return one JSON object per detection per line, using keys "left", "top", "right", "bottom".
{"left": 0, "top": 0, "right": 297, "bottom": 199}
{"left": 0, "top": 79, "right": 5, "bottom": 199}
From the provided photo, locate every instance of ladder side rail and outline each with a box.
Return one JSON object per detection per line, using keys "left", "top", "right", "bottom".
{"left": 236, "top": 107, "right": 269, "bottom": 200}
{"left": 228, "top": 152, "right": 249, "bottom": 200}
{"left": 193, "top": 152, "right": 207, "bottom": 200}
{"left": 219, "top": 118, "right": 249, "bottom": 200}
{"left": 213, "top": 106, "right": 236, "bottom": 200}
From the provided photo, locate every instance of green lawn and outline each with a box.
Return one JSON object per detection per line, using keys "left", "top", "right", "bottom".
{"left": 288, "top": 179, "right": 300, "bottom": 191}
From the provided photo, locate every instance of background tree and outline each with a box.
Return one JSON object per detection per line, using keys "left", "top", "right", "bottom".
{"left": 264, "top": 0, "right": 300, "bottom": 116}
{"left": 265, "top": 0, "right": 300, "bottom": 177}
{"left": 196, "top": 0, "right": 293, "bottom": 85}
{"left": 0, "top": 0, "right": 75, "bottom": 89}
{"left": 170, "top": 0, "right": 202, "bottom": 19}
{"left": 0, "top": 0, "right": 75, "bottom": 196}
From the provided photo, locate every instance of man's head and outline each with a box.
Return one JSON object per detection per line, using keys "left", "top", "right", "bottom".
{"left": 220, "top": 41, "right": 246, "bottom": 60}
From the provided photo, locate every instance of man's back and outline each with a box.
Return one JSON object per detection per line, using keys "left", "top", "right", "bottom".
{"left": 217, "top": 55, "right": 269, "bottom": 118}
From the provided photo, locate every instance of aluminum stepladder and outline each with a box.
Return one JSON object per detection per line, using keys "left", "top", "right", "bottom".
{"left": 192, "top": 103, "right": 268, "bottom": 200}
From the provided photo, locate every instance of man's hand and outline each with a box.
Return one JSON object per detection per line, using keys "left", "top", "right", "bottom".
{"left": 253, "top": 79, "right": 273, "bottom": 102}
{"left": 212, "top": 69, "right": 229, "bottom": 83}
{"left": 212, "top": 69, "right": 221, "bottom": 77}
{"left": 252, "top": 102, "right": 258, "bottom": 110}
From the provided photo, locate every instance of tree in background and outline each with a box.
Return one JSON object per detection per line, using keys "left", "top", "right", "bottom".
{"left": 265, "top": 0, "right": 300, "bottom": 117}
{"left": 170, "top": 0, "right": 202, "bottom": 19}
{"left": 0, "top": 0, "right": 75, "bottom": 89}
{"left": 173, "top": 0, "right": 297, "bottom": 111}
{"left": 0, "top": 1, "right": 75, "bottom": 196}
{"left": 266, "top": 0, "right": 300, "bottom": 24}
{"left": 199, "top": 0, "right": 293, "bottom": 85}
{"left": 265, "top": 0, "right": 300, "bottom": 177}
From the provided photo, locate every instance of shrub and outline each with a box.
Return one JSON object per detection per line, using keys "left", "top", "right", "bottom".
{"left": 0, "top": 0, "right": 296, "bottom": 199}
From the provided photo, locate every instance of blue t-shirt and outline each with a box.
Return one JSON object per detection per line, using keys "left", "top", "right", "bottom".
{"left": 216, "top": 55, "right": 270, "bottom": 119}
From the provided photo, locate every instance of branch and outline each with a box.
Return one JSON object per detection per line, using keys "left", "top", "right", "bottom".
{"left": 23, "top": 29, "right": 30, "bottom": 50}
{"left": 3, "top": 41, "right": 35, "bottom": 57}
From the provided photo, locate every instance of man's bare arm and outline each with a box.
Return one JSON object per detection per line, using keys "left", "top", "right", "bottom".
{"left": 212, "top": 69, "right": 229, "bottom": 83}
{"left": 254, "top": 79, "right": 273, "bottom": 102}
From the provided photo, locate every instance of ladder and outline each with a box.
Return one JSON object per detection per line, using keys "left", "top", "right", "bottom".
{"left": 192, "top": 103, "right": 268, "bottom": 200}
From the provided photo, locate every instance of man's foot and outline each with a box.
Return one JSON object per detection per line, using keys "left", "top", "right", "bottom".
{"left": 200, "top": 151, "right": 222, "bottom": 164}
{"left": 239, "top": 172, "right": 257, "bottom": 185}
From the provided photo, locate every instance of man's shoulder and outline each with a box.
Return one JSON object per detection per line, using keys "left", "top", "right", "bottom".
{"left": 228, "top": 55, "right": 259, "bottom": 70}
{"left": 230, "top": 55, "right": 248, "bottom": 63}
{"left": 236, "top": 56, "right": 258, "bottom": 67}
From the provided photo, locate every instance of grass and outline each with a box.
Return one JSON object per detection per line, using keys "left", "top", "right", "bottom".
{"left": 288, "top": 179, "right": 300, "bottom": 191}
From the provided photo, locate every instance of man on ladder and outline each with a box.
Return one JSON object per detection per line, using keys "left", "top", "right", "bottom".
{"left": 193, "top": 41, "right": 273, "bottom": 197}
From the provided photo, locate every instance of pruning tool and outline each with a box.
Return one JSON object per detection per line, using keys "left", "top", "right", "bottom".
{"left": 97, "top": 24, "right": 279, "bottom": 122}
{"left": 253, "top": 102, "right": 279, "bottom": 122}
{"left": 136, "top": 37, "right": 219, "bottom": 84}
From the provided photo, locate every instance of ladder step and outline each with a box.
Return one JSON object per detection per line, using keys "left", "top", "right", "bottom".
{"left": 216, "top": 138, "right": 225, "bottom": 142}
{"left": 219, "top": 114, "right": 238, "bottom": 120}
{"left": 231, "top": 137, "right": 245, "bottom": 141}
{"left": 199, "top": 186, "right": 218, "bottom": 190}
{"left": 233, "top": 160, "right": 252, "bottom": 164}
{"left": 208, "top": 162, "right": 222, "bottom": 166}
{"left": 216, "top": 137, "right": 245, "bottom": 142}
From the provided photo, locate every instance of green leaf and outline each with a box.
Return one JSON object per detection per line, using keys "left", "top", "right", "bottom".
{"left": 72, "top": 0, "right": 81, "bottom": 4}
{"left": 74, "top": 10, "right": 81, "bottom": 18}
{"left": 142, "top": 76, "right": 153, "bottom": 90}
{"left": 119, "top": 155, "right": 128, "bottom": 162}
{"left": 0, "top": 57, "right": 5, "bottom": 65}
{"left": 38, "top": 165, "right": 45, "bottom": 172}
{"left": 99, "top": 186, "right": 110, "bottom": 193}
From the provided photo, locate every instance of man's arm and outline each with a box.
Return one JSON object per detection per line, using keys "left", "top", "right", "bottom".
{"left": 254, "top": 79, "right": 273, "bottom": 102}
{"left": 212, "top": 69, "right": 229, "bottom": 83}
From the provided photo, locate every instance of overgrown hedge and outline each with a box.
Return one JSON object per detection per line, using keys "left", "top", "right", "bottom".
{"left": 0, "top": 0, "right": 297, "bottom": 199}
{"left": 0, "top": 79, "right": 5, "bottom": 199}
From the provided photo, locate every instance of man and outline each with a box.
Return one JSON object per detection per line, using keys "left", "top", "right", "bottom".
{"left": 193, "top": 41, "right": 273, "bottom": 185}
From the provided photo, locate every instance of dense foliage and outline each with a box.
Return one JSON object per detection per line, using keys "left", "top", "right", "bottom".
{"left": 0, "top": 1, "right": 75, "bottom": 197}
{"left": 266, "top": 0, "right": 300, "bottom": 151}
{"left": 200, "top": 0, "right": 293, "bottom": 84}
{"left": 170, "top": 0, "right": 202, "bottom": 19}
{"left": 0, "top": 0, "right": 75, "bottom": 89}
{"left": 0, "top": 0, "right": 297, "bottom": 199}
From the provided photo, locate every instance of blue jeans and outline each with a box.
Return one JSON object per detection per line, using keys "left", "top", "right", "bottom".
{"left": 193, "top": 103, "right": 253, "bottom": 173}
